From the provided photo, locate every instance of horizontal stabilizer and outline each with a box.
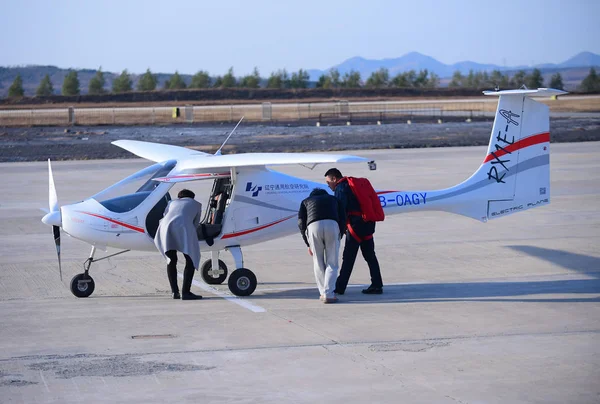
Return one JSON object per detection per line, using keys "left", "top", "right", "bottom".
{"left": 483, "top": 88, "right": 568, "bottom": 97}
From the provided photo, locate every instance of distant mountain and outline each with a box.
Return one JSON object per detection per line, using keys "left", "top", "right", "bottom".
{"left": 1, "top": 51, "right": 599, "bottom": 97}
{"left": 333, "top": 52, "right": 451, "bottom": 77}
{"left": 308, "top": 51, "right": 600, "bottom": 83}
{"left": 535, "top": 51, "right": 600, "bottom": 69}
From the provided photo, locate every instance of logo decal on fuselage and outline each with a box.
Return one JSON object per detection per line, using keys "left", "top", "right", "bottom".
{"left": 246, "top": 182, "right": 262, "bottom": 197}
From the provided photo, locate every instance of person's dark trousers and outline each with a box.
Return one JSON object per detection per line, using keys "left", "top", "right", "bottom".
{"left": 335, "top": 234, "right": 382, "bottom": 294}
{"left": 181, "top": 254, "right": 195, "bottom": 295}
{"left": 165, "top": 250, "right": 180, "bottom": 294}
{"left": 165, "top": 250, "right": 195, "bottom": 295}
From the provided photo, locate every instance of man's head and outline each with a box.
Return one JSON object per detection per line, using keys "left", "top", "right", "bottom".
{"left": 309, "top": 187, "right": 328, "bottom": 197}
{"left": 178, "top": 189, "right": 195, "bottom": 199}
{"left": 324, "top": 168, "right": 343, "bottom": 191}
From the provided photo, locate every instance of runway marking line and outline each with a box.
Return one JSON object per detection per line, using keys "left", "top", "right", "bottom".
{"left": 177, "top": 273, "right": 266, "bottom": 313}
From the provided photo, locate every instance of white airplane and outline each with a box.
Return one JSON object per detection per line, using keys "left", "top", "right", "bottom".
{"left": 42, "top": 88, "right": 565, "bottom": 298}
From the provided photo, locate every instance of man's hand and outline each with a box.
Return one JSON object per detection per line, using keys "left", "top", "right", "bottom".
{"left": 308, "top": 247, "right": 313, "bottom": 256}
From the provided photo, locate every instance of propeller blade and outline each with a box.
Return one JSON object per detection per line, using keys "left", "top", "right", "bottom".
{"left": 53, "top": 225, "right": 62, "bottom": 281}
{"left": 48, "top": 159, "right": 58, "bottom": 213}
{"left": 46, "top": 159, "right": 62, "bottom": 281}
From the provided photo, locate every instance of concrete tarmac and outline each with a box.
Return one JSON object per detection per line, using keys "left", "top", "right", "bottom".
{"left": 1, "top": 143, "right": 599, "bottom": 403}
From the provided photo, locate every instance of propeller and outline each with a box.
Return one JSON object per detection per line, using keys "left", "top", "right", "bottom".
{"left": 42, "top": 159, "right": 62, "bottom": 281}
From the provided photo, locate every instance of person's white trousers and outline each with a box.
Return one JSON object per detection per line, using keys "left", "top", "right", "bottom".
{"left": 307, "top": 219, "right": 340, "bottom": 299}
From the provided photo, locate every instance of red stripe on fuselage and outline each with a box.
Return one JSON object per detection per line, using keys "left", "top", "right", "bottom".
{"left": 483, "top": 132, "right": 549, "bottom": 164}
{"left": 79, "top": 212, "right": 145, "bottom": 233}
{"left": 221, "top": 215, "right": 295, "bottom": 240}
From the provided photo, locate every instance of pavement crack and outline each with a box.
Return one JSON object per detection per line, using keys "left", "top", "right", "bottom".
{"left": 445, "top": 395, "right": 469, "bottom": 404}
{"left": 269, "top": 311, "right": 340, "bottom": 345}
{"left": 2, "top": 328, "right": 599, "bottom": 363}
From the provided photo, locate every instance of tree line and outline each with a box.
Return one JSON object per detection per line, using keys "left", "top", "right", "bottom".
{"left": 6, "top": 66, "right": 600, "bottom": 98}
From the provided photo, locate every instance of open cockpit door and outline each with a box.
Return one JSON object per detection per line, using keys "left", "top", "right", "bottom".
{"left": 149, "top": 165, "right": 236, "bottom": 246}
{"left": 151, "top": 168, "right": 235, "bottom": 245}
{"left": 203, "top": 177, "right": 233, "bottom": 225}
{"left": 197, "top": 176, "right": 234, "bottom": 245}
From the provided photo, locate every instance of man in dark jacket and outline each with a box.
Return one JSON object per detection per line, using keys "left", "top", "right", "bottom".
{"left": 298, "top": 188, "right": 346, "bottom": 303}
{"left": 325, "top": 168, "right": 383, "bottom": 295}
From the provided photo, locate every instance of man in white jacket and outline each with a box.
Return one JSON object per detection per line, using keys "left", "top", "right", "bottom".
{"left": 154, "top": 189, "right": 203, "bottom": 300}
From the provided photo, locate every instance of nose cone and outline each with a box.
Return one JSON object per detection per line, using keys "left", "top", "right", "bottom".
{"left": 42, "top": 210, "right": 62, "bottom": 227}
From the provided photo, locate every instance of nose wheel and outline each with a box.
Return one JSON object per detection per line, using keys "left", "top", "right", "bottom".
{"left": 70, "top": 273, "right": 95, "bottom": 298}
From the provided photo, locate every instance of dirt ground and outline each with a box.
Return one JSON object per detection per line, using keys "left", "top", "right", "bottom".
{"left": 1, "top": 117, "right": 599, "bottom": 162}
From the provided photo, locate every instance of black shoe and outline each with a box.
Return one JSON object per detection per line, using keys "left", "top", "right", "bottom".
{"left": 361, "top": 286, "right": 383, "bottom": 294}
{"left": 334, "top": 289, "right": 344, "bottom": 295}
{"left": 172, "top": 292, "right": 181, "bottom": 299}
{"left": 181, "top": 292, "right": 203, "bottom": 300}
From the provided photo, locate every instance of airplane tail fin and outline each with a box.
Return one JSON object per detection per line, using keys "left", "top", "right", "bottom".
{"left": 444, "top": 88, "right": 567, "bottom": 221}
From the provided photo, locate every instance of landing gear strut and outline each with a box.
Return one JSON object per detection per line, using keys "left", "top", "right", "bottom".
{"left": 69, "top": 246, "right": 130, "bottom": 298}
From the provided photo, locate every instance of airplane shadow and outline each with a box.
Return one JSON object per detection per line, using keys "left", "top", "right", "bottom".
{"left": 258, "top": 282, "right": 313, "bottom": 286}
{"left": 92, "top": 295, "right": 225, "bottom": 301}
{"left": 90, "top": 246, "right": 600, "bottom": 303}
{"left": 254, "top": 245, "right": 600, "bottom": 304}
{"left": 505, "top": 245, "right": 600, "bottom": 278}
{"left": 255, "top": 278, "right": 600, "bottom": 304}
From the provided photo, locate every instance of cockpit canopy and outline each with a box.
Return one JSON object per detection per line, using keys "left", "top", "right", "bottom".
{"left": 92, "top": 161, "right": 176, "bottom": 213}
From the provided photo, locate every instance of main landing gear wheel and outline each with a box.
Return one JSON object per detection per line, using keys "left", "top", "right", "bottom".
{"left": 227, "top": 268, "right": 257, "bottom": 297}
{"left": 200, "top": 259, "right": 228, "bottom": 285}
{"left": 70, "top": 273, "right": 95, "bottom": 298}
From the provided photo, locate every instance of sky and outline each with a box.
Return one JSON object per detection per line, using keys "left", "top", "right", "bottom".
{"left": 1, "top": 0, "right": 599, "bottom": 76}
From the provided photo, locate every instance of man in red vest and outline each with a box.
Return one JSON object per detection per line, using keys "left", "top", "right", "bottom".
{"left": 325, "top": 168, "right": 383, "bottom": 295}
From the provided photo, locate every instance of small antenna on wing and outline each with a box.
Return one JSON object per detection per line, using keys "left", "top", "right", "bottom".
{"left": 215, "top": 116, "right": 244, "bottom": 156}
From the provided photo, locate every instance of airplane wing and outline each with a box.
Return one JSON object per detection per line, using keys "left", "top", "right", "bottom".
{"left": 112, "top": 140, "right": 210, "bottom": 162}
{"left": 155, "top": 152, "right": 368, "bottom": 183}
{"left": 176, "top": 152, "right": 368, "bottom": 170}
{"left": 113, "top": 139, "right": 368, "bottom": 183}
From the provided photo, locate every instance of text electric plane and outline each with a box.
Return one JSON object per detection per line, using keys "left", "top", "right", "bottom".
{"left": 42, "top": 88, "right": 565, "bottom": 298}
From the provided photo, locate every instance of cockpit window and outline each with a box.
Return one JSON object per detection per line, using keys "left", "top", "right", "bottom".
{"left": 99, "top": 191, "right": 153, "bottom": 213}
{"left": 92, "top": 161, "right": 176, "bottom": 213}
{"left": 136, "top": 162, "right": 176, "bottom": 193}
